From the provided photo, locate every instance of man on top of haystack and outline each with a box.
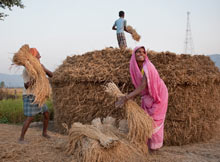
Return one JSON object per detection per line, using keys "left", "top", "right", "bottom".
{"left": 112, "top": 11, "right": 131, "bottom": 49}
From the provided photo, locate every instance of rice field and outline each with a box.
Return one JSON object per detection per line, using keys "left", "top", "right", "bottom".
{"left": 0, "top": 97, "right": 53, "bottom": 124}
{"left": 4, "top": 88, "right": 23, "bottom": 95}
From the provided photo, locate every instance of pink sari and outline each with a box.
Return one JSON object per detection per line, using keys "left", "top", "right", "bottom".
{"left": 130, "top": 46, "right": 168, "bottom": 150}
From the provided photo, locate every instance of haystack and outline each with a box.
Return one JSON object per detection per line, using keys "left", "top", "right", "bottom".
{"left": 51, "top": 48, "right": 220, "bottom": 145}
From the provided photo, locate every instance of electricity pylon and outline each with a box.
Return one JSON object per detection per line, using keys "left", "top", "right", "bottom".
{"left": 184, "top": 11, "right": 195, "bottom": 54}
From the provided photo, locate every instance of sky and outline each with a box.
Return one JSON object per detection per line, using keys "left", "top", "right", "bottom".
{"left": 0, "top": 0, "right": 220, "bottom": 74}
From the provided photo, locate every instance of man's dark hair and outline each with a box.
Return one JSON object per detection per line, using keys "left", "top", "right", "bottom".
{"left": 119, "top": 11, "right": 125, "bottom": 17}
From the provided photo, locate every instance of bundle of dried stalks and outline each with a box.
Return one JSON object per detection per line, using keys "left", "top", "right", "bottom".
{"left": 12, "top": 44, "right": 50, "bottom": 106}
{"left": 126, "top": 25, "right": 141, "bottom": 41}
{"left": 105, "top": 82, "right": 154, "bottom": 150}
{"left": 92, "top": 117, "right": 128, "bottom": 140}
{"left": 67, "top": 122, "right": 119, "bottom": 150}
{"left": 66, "top": 118, "right": 148, "bottom": 162}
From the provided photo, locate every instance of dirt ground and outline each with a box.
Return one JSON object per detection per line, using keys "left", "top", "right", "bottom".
{"left": 0, "top": 123, "right": 219, "bottom": 162}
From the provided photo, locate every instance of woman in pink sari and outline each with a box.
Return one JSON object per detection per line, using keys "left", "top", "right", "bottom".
{"left": 117, "top": 46, "right": 168, "bottom": 150}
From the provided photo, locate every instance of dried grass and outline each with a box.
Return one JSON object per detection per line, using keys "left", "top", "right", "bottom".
{"left": 12, "top": 44, "right": 50, "bottom": 106}
{"left": 105, "top": 82, "right": 153, "bottom": 153}
{"left": 0, "top": 88, "right": 17, "bottom": 100}
{"left": 67, "top": 122, "right": 119, "bottom": 150}
{"left": 126, "top": 25, "right": 141, "bottom": 41}
{"left": 51, "top": 48, "right": 220, "bottom": 146}
{"left": 0, "top": 124, "right": 74, "bottom": 162}
{"left": 66, "top": 118, "right": 148, "bottom": 162}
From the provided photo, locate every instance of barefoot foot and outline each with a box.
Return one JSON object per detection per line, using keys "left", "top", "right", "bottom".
{"left": 18, "top": 138, "right": 28, "bottom": 144}
{"left": 42, "top": 134, "right": 51, "bottom": 139}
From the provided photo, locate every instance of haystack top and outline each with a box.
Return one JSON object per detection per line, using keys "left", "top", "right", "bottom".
{"left": 51, "top": 48, "right": 220, "bottom": 86}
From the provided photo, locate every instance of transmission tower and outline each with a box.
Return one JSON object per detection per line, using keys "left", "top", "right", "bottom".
{"left": 184, "top": 11, "right": 194, "bottom": 54}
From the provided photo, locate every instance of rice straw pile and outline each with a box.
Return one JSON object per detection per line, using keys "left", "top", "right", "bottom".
{"left": 12, "top": 44, "right": 50, "bottom": 106}
{"left": 51, "top": 48, "right": 220, "bottom": 145}
{"left": 126, "top": 25, "right": 141, "bottom": 41}
{"left": 66, "top": 118, "right": 148, "bottom": 162}
{"left": 105, "top": 82, "right": 154, "bottom": 152}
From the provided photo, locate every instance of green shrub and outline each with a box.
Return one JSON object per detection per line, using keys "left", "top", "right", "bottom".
{"left": 0, "top": 97, "right": 53, "bottom": 124}
{"left": 0, "top": 116, "right": 9, "bottom": 123}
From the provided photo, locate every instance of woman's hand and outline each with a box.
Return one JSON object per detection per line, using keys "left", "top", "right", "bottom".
{"left": 115, "top": 96, "right": 128, "bottom": 108}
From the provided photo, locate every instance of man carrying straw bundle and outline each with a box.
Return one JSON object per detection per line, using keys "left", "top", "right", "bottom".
{"left": 116, "top": 46, "right": 168, "bottom": 151}
{"left": 112, "top": 11, "right": 130, "bottom": 49}
{"left": 19, "top": 48, "right": 53, "bottom": 143}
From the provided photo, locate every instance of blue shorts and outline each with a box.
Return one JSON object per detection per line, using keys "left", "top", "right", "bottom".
{"left": 23, "top": 95, "right": 48, "bottom": 117}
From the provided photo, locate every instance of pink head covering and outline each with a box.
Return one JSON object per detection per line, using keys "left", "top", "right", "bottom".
{"left": 129, "top": 46, "right": 162, "bottom": 102}
{"left": 129, "top": 46, "right": 147, "bottom": 88}
{"left": 29, "top": 48, "right": 39, "bottom": 57}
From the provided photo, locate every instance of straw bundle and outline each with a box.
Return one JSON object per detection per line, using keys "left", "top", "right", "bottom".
{"left": 126, "top": 25, "right": 141, "bottom": 41}
{"left": 67, "top": 122, "right": 118, "bottom": 149}
{"left": 66, "top": 118, "right": 148, "bottom": 162}
{"left": 12, "top": 44, "right": 50, "bottom": 106}
{"left": 105, "top": 82, "right": 154, "bottom": 151}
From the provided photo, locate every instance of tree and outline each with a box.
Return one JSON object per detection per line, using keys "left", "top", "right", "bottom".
{"left": 0, "top": 81, "right": 5, "bottom": 88}
{"left": 0, "top": 0, "right": 24, "bottom": 20}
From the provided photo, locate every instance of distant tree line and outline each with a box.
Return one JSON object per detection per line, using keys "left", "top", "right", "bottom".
{"left": 0, "top": 0, "right": 24, "bottom": 20}
{"left": 0, "top": 81, "right": 5, "bottom": 88}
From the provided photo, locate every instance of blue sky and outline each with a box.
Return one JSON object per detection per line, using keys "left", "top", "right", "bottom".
{"left": 0, "top": 0, "right": 220, "bottom": 74}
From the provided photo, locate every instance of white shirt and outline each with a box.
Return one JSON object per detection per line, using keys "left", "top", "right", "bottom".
{"left": 22, "top": 68, "right": 33, "bottom": 95}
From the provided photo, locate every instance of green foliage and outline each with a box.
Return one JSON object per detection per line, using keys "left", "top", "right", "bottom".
{"left": 0, "top": 0, "right": 24, "bottom": 20}
{"left": 0, "top": 116, "right": 8, "bottom": 123}
{"left": 0, "top": 97, "right": 53, "bottom": 124}
{"left": 0, "top": 98, "right": 23, "bottom": 123}
{"left": 0, "top": 81, "right": 5, "bottom": 88}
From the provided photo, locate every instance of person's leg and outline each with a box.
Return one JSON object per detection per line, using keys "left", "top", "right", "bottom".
{"left": 42, "top": 111, "right": 50, "bottom": 138}
{"left": 19, "top": 116, "right": 34, "bottom": 141}
{"left": 121, "top": 33, "right": 127, "bottom": 48}
{"left": 117, "top": 33, "right": 127, "bottom": 49}
{"left": 117, "top": 33, "right": 121, "bottom": 48}
{"left": 148, "top": 121, "right": 164, "bottom": 151}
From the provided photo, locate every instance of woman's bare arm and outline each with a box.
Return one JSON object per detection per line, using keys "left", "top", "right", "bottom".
{"left": 115, "top": 74, "right": 147, "bottom": 107}
{"left": 126, "top": 74, "right": 147, "bottom": 100}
